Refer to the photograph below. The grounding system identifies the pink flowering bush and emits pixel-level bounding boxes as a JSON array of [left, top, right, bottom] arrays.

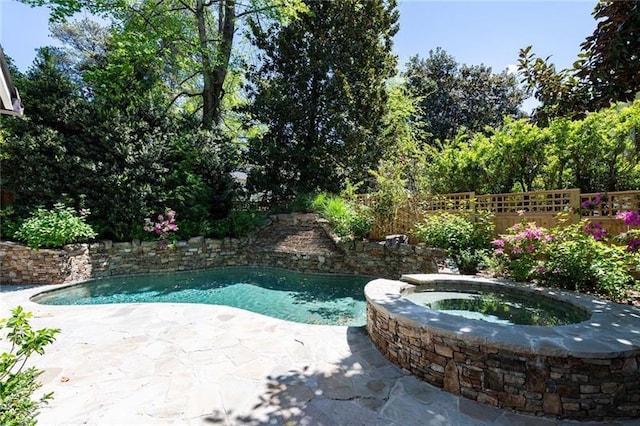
[[492, 221, 553, 282], [584, 221, 607, 241], [144, 208, 179, 248], [615, 211, 640, 253], [492, 212, 636, 300]]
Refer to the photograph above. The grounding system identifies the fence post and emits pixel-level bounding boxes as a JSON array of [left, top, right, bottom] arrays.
[[569, 189, 581, 224]]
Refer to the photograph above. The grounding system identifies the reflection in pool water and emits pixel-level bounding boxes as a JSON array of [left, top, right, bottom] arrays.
[[32, 267, 369, 326], [403, 290, 589, 326]]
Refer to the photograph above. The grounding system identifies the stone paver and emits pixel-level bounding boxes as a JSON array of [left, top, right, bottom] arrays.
[[1, 285, 639, 425]]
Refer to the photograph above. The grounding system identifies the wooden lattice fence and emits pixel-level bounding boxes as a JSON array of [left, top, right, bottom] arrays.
[[361, 189, 640, 240]]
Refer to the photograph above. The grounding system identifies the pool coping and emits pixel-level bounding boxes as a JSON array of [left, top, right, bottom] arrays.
[[365, 274, 640, 358]]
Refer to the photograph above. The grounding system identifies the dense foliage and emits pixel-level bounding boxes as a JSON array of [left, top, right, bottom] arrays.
[[424, 100, 640, 194], [492, 213, 638, 301], [311, 193, 373, 240], [404, 48, 526, 145], [578, 1, 640, 110], [414, 211, 494, 274], [14, 203, 96, 249], [19, 0, 308, 127], [245, 0, 399, 202], [0, 306, 59, 425], [0, 48, 239, 241], [518, 1, 640, 123]]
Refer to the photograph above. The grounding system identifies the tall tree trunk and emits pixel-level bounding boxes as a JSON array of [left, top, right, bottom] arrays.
[[210, 0, 236, 127], [196, 0, 235, 128], [195, 0, 215, 128]]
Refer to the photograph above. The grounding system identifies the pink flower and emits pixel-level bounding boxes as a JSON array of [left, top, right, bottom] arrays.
[[513, 246, 523, 253], [580, 199, 591, 209], [533, 266, 546, 274], [627, 238, 640, 252], [492, 239, 505, 247], [526, 244, 535, 252], [144, 208, 178, 246], [584, 222, 607, 241], [494, 248, 504, 254], [616, 211, 640, 226]]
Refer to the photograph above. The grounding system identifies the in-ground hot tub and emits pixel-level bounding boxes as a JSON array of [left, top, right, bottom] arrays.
[[365, 274, 640, 420]]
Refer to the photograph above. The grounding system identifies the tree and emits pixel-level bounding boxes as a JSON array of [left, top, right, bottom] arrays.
[[245, 0, 399, 202], [0, 48, 94, 213], [518, 1, 640, 123], [577, 1, 640, 110], [49, 17, 110, 84], [0, 46, 238, 241], [422, 100, 640, 195], [20, 0, 306, 128], [404, 48, 526, 145], [517, 46, 589, 124]]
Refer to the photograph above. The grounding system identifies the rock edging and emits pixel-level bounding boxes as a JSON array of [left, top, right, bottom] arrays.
[[0, 213, 444, 284]]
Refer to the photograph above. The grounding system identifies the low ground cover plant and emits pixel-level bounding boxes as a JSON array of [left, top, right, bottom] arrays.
[[0, 306, 59, 425], [14, 203, 96, 249]]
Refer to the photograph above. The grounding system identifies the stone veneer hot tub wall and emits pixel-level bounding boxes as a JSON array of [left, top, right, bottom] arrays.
[[0, 214, 442, 285], [365, 274, 640, 420]]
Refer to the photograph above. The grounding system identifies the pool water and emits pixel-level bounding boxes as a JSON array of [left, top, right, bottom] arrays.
[[404, 290, 588, 326], [32, 267, 369, 326]]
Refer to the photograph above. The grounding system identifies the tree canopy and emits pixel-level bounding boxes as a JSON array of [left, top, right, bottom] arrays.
[[518, 1, 640, 123], [3, 0, 639, 244], [245, 0, 399, 202], [19, 0, 308, 128], [404, 48, 526, 145]]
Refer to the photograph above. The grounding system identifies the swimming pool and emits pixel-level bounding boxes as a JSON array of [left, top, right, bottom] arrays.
[[32, 267, 369, 326]]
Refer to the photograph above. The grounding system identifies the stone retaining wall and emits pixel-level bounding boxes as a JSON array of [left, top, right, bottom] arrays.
[[0, 214, 442, 284], [0, 242, 92, 285], [246, 241, 440, 279], [365, 277, 640, 421], [368, 305, 640, 420]]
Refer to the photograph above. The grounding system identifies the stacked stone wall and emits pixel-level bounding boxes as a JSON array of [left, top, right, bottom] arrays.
[[0, 214, 442, 284], [367, 302, 640, 420], [0, 242, 91, 284]]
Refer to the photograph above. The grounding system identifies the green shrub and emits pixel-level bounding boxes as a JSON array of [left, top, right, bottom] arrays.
[[209, 219, 232, 239], [0, 207, 23, 240], [312, 193, 373, 239], [493, 215, 636, 301], [414, 211, 494, 274], [539, 221, 634, 300], [310, 192, 329, 212], [209, 210, 266, 239], [14, 203, 97, 249], [1, 306, 60, 425], [289, 193, 317, 213], [227, 210, 266, 238]]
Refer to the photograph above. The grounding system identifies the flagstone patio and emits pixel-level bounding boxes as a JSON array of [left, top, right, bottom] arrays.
[[0, 284, 636, 425]]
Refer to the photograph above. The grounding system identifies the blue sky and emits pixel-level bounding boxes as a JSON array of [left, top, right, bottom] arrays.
[[1, 0, 596, 75]]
